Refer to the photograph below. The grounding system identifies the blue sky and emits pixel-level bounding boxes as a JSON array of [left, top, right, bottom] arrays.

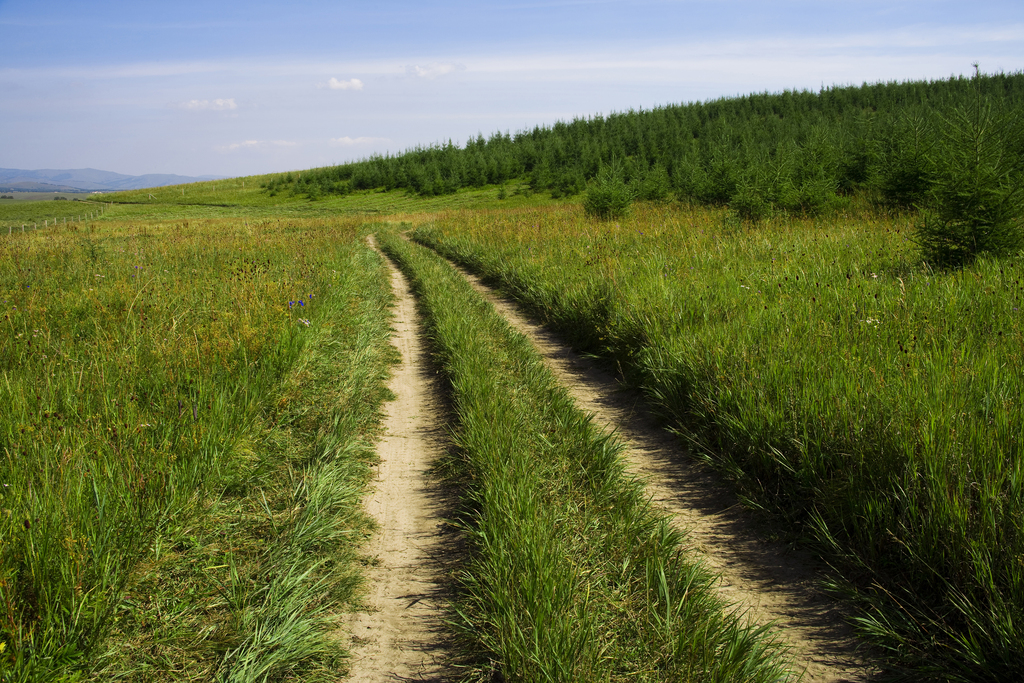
[[1, 1, 1021, 178]]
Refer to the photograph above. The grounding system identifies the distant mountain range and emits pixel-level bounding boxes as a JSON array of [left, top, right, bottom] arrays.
[[0, 168, 226, 192]]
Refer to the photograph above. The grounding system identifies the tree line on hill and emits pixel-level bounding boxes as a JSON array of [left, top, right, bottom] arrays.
[[267, 69, 1023, 262]]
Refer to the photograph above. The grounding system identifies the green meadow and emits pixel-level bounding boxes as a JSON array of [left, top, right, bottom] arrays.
[[411, 201, 1024, 680], [1, 212, 396, 681], [0, 200, 108, 235], [2, 71, 1023, 681]]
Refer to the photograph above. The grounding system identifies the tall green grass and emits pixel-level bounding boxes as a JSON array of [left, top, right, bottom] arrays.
[[0, 217, 395, 681], [377, 229, 790, 682], [412, 202, 1024, 681]]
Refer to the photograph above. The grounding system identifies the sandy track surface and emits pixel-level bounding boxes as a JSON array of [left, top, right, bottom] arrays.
[[456, 268, 879, 683], [341, 242, 451, 682]]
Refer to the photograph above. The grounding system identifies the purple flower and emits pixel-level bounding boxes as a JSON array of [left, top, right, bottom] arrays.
[[289, 301, 294, 307], [299, 300, 304, 306]]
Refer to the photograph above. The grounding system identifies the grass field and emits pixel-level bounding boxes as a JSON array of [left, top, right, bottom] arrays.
[[1, 189, 797, 682], [0, 193, 92, 202], [0, 213, 397, 681], [410, 201, 1024, 680], [0, 200, 109, 234], [2, 173, 1022, 681]]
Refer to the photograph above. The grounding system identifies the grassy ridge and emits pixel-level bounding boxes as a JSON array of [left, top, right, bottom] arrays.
[[377, 229, 789, 682], [410, 203, 1024, 681], [0, 217, 396, 681]]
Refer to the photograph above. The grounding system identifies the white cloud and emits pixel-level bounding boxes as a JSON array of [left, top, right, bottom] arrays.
[[324, 77, 364, 90], [217, 139, 297, 152], [329, 136, 391, 146], [217, 139, 260, 151], [182, 98, 237, 111], [406, 63, 464, 79]]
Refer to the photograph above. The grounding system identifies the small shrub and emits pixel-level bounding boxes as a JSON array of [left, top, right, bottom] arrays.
[[583, 168, 632, 219], [795, 177, 839, 216], [554, 170, 585, 198], [874, 111, 935, 208], [636, 165, 671, 202], [915, 74, 1024, 265], [699, 155, 740, 205], [730, 183, 772, 223]]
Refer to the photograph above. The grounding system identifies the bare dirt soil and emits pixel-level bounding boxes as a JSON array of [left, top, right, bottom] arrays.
[[457, 267, 881, 683], [341, 245, 453, 682]]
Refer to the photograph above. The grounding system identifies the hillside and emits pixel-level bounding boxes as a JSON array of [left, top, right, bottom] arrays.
[[263, 70, 1024, 223]]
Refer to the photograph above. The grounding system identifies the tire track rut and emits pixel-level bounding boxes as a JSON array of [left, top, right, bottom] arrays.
[[454, 265, 879, 683], [341, 241, 451, 682]]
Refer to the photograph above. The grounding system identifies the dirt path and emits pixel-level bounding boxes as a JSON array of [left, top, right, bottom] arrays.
[[341, 242, 451, 682], [456, 267, 879, 683]]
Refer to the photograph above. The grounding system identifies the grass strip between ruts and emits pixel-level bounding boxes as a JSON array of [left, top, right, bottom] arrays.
[[377, 228, 790, 682]]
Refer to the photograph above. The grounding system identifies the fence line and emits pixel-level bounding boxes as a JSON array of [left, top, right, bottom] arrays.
[[1, 202, 112, 239]]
